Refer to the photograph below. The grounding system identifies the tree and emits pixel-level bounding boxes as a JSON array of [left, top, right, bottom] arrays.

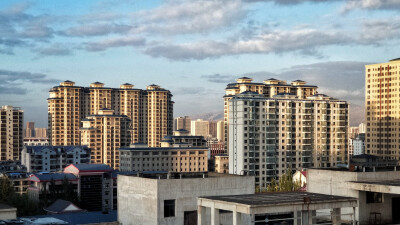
[[0, 176, 14, 201], [0, 175, 42, 216], [258, 168, 301, 193], [61, 177, 79, 205]]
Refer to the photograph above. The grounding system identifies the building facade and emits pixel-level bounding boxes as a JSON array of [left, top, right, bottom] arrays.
[[80, 109, 131, 170], [228, 90, 349, 187], [175, 116, 191, 131], [191, 119, 209, 138], [48, 81, 173, 147], [120, 131, 209, 172], [119, 147, 208, 172], [0, 105, 23, 161], [216, 120, 224, 142], [21, 145, 91, 172], [365, 59, 400, 160], [353, 134, 365, 156], [214, 155, 228, 173], [23, 137, 49, 146], [118, 172, 254, 225], [224, 78, 319, 152]]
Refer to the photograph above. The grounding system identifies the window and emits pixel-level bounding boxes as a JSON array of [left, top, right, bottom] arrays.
[[366, 192, 382, 203], [164, 200, 175, 217]]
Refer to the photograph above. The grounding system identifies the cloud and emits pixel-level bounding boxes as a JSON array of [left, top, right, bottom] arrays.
[[84, 36, 146, 51], [144, 28, 350, 60], [131, 0, 246, 35], [342, 0, 400, 12], [173, 87, 207, 95], [201, 74, 237, 83], [0, 69, 60, 94], [62, 24, 132, 37], [35, 44, 72, 57], [244, 0, 339, 4]]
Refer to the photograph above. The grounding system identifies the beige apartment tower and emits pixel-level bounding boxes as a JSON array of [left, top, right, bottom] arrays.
[[0, 106, 23, 160], [48, 81, 173, 147], [365, 58, 400, 160], [175, 116, 191, 131], [80, 109, 131, 169]]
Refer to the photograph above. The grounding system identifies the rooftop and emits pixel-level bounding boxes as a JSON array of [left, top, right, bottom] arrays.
[[200, 192, 356, 206], [120, 171, 243, 180]]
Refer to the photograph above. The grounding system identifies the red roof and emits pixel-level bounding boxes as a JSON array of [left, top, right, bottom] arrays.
[[300, 171, 307, 177]]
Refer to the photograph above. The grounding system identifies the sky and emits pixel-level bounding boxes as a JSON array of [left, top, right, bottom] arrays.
[[1, 0, 400, 127]]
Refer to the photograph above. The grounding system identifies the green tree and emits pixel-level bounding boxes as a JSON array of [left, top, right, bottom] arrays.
[[0, 175, 42, 216], [258, 169, 301, 192], [61, 177, 79, 205], [0, 176, 14, 201]]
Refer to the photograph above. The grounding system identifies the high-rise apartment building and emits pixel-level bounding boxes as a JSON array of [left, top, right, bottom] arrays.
[[0, 106, 23, 160], [25, 122, 35, 138], [174, 116, 191, 131], [365, 58, 400, 160], [146, 85, 174, 147], [80, 109, 132, 169], [191, 119, 209, 137], [34, 128, 47, 138], [227, 79, 349, 187], [48, 81, 173, 147], [209, 121, 217, 138], [224, 78, 319, 151], [216, 120, 224, 142]]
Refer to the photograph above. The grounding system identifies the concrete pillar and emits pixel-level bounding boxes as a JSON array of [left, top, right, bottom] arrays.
[[332, 208, 341, 225], [293, 211, 300, 225], [301, 210, 309, 225], [211, 206, 220, 225], [309, 210, 316, 225], [198, 205, 206, 225], [233, 210, 242, 225], [352, 207, 356, 225]]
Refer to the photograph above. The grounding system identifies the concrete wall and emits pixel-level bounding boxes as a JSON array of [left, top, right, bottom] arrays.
[[118, 175, 158, 225], [156, 175, 254, 225], [307, 169, 400, 224], [118, 174, 254, 225], [0, 208, 17, 220]]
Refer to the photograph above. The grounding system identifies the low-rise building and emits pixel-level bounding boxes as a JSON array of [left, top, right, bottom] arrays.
[[209, 142, 225, 159], [0, 172, 30, 195], [119, 147, 208, 172], [21, 146, 91, 173], [64, 164, 115, 212], [28, 173, 78, 203], [161, 130, 207, 148], [307, 167, 400, 224], [23, 137, 49, 146], [353, 134, 365, 156], [28, 164, 116, 212], [214, 154, 228, 174], [118, 172, 254, 225]]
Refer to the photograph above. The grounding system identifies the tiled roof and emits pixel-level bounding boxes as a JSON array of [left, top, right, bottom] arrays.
[[44, 199, 82, 214], [31, 173, 77, 182]]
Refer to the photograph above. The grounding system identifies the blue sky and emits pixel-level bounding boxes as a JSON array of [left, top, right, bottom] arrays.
[[1, 0, 400, 127]]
